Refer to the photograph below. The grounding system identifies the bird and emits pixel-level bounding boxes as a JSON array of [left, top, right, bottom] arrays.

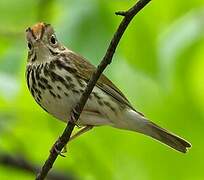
[[25, 22, 191, 153]]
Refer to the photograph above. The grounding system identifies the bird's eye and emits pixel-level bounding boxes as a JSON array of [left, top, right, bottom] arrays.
[[50, 35, 57, 45], [28, 42, 32, 50]]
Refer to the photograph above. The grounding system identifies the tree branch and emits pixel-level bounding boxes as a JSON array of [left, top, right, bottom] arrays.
[[36, 0, 151, 179], [0, 152, 75, 180]]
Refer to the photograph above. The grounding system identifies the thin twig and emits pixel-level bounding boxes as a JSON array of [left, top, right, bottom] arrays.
[[115, 11, 127, 16], [0, 152, 75, 180], [36, 0, 151, 179]]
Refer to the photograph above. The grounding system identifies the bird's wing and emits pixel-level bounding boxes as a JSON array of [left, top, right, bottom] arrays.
[[65, 51, 143, 116]]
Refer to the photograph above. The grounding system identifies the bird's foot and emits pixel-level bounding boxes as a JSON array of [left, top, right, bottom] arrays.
[[69, 107, 80, 127], [49, 139, 66, 157]]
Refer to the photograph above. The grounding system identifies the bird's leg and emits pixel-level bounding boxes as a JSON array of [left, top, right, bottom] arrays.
[[70, 125, 93, 142], [61, 125, 93, 153]]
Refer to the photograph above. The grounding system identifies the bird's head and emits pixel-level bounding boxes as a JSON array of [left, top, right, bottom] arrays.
[[26, 22, 65, 63]]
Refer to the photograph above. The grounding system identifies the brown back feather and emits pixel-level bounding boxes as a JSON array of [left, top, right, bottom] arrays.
[[65, 50, 144, 116]]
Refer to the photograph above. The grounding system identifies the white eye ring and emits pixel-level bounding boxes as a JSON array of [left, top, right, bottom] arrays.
[[50, 34, 57, 45]]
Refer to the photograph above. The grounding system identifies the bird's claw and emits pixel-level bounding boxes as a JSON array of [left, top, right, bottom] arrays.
[[70, 109, 80, 127], [61, 145, 67, 153], [50, 140, 66, 157]]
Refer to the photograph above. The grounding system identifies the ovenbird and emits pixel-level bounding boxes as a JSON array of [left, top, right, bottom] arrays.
[[25, 22, 191, 153]]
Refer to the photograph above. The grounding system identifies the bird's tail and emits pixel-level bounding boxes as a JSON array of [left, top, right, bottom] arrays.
[[118, 109, 191, 153]]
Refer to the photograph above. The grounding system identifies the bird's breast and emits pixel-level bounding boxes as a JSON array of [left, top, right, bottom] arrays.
[[26, 60, 124, 125]]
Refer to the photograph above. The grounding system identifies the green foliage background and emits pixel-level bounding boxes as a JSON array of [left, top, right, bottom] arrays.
[[0, 0, 203, 179]]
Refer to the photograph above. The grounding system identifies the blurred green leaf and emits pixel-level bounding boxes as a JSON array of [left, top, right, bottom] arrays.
[[0, 73, 19, 100], [158, 8, 204, 88]]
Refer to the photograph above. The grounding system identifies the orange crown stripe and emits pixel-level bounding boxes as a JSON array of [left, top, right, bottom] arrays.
[[31, 22, 45, 37]]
